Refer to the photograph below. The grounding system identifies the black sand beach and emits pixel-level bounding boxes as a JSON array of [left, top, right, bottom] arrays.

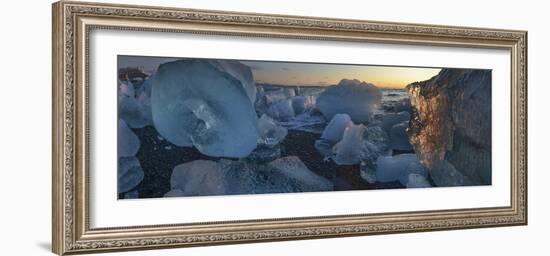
[[124, 127, 404, 199]]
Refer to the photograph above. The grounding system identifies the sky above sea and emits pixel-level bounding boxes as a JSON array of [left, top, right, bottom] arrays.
[[119, 55, 442, 89]]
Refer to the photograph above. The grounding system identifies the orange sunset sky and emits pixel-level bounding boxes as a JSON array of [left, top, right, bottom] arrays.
[[241, 60, 441, 89], [119, 55, 441, 89]]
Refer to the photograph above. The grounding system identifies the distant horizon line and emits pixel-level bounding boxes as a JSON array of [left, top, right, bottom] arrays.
[[255, 81, 411, 89]]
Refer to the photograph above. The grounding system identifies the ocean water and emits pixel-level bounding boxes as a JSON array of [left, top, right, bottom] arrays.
[[381, 89, 409, 103], [377, 89, 410, 115]]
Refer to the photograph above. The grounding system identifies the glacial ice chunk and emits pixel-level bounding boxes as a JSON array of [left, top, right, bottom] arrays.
[[118, 119, 140, 157], [244, 145, 281, 163], [316, 114, 387, 165], [207, 59, 257, 103], [118, 80, 153, 128], [360, 161, 377, 183], [164, 189, 186, 197], [170, 160, 225, 196], [395, 98, 412, 113], [406, 173, 432, 188], [374, 154, 428, 186], [315, 113, 353, 157], [332, 123, 367, 165], [264, 87, 296, 105], [363, 141, 383, 164], [268, 156, 333, 191], [151, 59, 259, 158], [430, 160, 473, 187], [290, 95, 315, 115], [266, 99, 295, 121], [381, 111, 410, 133], [363, 125, 390, 154], [217, 158, 332, 194], [255, 87, 296, 115], [291, 96, 307, 115], [123, 190, 139, 199], [381, 96, 412, 113], [255, 87, 314, 118], [257, 114, 288, 147], [168, 157, 333, 197], [407, 69, 492, 185], [118, 157, 144, 193], [314, 139, 334, 158], [277, 111, 326, 133], [320, 113, 353, 142], [390, 121, 413, 151], [316, 79, 381, 123], [119, 79, 135, 96], [359, 141, 387, 183], [135, 76, 153, 100]]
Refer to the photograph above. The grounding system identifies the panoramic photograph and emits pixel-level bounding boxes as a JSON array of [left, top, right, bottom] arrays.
[[117, 55, 492, 199]]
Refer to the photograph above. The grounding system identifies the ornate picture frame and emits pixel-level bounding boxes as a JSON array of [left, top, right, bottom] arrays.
[[52, 1, 527, 255]]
